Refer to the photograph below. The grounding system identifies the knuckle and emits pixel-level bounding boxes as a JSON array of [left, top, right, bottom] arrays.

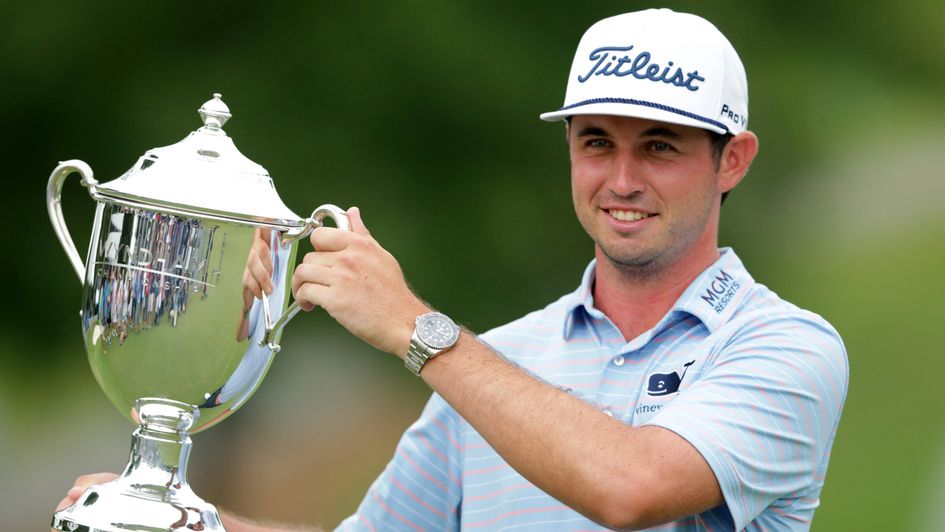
[[311, 227, 328, 242], [299, 285, 321, 308], [338, 252, 357, 269], [75, 473, 104, 486], [297, 284, 313, 301], [353, 235, 372, 250]]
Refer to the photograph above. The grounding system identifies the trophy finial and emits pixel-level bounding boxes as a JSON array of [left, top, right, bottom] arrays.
[[198, 92, 231, 131]]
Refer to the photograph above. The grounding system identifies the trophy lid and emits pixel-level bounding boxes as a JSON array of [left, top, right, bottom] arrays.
[[95, 93, 303, 227]]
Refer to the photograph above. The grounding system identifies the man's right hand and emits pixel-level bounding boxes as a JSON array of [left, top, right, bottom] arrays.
[[54, 472, 117, 513], [52, 472, 118, 531]]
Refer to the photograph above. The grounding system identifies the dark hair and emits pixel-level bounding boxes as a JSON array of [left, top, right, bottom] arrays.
[[708, 131, 734, 205]]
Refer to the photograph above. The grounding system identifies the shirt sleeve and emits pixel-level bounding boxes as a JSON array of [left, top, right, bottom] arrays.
[[644, 311, 849, 531], [336, 392, 464, 531]]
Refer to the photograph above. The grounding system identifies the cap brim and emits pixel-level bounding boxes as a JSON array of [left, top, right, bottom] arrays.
[[539, 100, 729, 135]]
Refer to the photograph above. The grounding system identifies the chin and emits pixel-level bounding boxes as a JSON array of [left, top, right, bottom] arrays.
[[598, 244, 661, 269]]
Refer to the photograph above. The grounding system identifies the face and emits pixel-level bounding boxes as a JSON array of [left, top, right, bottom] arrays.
[[568, 114, 725, 275]]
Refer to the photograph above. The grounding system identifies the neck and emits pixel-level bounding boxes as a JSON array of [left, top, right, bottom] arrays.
[[592, 244, 720, 341]]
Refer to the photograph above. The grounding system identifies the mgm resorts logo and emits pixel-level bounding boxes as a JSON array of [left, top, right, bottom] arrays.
[[701, 269, 740, 313]]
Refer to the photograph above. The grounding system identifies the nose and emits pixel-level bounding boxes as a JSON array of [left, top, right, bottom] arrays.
[[609, 149, 646, 197]]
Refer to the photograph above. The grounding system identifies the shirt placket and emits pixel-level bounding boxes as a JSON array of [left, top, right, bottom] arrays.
[[588, 313, 641, 421]]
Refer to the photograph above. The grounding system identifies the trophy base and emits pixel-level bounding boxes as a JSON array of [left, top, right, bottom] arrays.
[[51, 478, 224, 532], [52, 398, 225, 532]]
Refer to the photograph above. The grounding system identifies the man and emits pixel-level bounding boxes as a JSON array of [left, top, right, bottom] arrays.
[[57, 9, 848, 530]]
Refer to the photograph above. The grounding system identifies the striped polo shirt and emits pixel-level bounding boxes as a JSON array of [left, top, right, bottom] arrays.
[[337, 248, 848, 531]]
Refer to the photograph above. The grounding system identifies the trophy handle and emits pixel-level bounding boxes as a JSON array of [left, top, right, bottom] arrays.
[[46, 160, 99, 283], [261, 204, 350, 351]]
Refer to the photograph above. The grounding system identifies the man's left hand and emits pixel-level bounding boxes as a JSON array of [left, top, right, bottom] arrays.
[[291, 206, 429, 357]]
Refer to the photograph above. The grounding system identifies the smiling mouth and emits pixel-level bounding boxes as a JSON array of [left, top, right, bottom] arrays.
[[608, 209, 655, 222]]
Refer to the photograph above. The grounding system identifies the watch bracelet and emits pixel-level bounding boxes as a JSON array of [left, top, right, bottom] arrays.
[[404, 336, 431, 376]]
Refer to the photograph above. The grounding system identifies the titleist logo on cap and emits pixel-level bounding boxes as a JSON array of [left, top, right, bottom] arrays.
[[577, 45, 706, 92]]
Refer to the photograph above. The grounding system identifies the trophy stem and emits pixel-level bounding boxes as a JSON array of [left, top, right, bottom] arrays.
[[52, 398, 225, 532]]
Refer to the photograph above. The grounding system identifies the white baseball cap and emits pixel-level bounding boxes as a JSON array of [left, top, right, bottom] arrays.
[[540, 9, 749, 135]]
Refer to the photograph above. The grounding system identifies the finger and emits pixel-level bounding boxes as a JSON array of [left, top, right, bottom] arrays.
[[243, 270, 262, 300], [292, 263, 334, 297], [55, 492, 78, 512], [300, 249, 340, 267], [248, 254, 274, 295], [57, 472, 118, 511], [75, 472, 118, 487], [295, 281, 332, 313], [56, 496, 73, 512], [310, 226, 354, 252], [252, 238, 274, 274], [347, 206, 371, 236]]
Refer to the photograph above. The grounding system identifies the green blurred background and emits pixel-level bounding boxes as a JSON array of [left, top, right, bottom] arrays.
[[2, 1, 944, 530]]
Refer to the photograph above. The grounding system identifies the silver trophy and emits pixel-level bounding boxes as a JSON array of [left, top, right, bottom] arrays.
[[48, 94, 348, 532]]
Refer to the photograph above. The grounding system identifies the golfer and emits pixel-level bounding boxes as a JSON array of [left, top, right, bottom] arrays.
[[58, 9, 848, 531]]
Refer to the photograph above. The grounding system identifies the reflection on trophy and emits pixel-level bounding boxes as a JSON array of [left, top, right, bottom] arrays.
[[47, 94, 348, 532]]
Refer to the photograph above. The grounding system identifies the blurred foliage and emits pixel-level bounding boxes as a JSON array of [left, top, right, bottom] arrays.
[[2, 1, 944, 530]]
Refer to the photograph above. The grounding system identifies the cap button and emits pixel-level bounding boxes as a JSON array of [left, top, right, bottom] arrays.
[[198, 92, 232, 132]]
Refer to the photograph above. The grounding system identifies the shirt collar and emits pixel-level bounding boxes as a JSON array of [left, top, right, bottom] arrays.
[[672, 247, 755, 332], [562, 259, 600, 339], [562, 248, 755, 339]]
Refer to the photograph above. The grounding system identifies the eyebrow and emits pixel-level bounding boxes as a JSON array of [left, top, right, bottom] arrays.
[[573, 125, 684, 139], [640, 127, 682, 140], [575, 126, 609, 137]]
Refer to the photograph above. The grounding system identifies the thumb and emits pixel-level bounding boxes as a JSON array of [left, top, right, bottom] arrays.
[[346, 206, 371, 236]]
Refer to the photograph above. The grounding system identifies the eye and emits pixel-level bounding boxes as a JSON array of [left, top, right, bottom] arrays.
[[585, 138, 612, 149], [650, 141, 674, 152]]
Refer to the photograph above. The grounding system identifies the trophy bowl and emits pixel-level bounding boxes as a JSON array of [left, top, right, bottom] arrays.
[[48, 94, 348, 532]]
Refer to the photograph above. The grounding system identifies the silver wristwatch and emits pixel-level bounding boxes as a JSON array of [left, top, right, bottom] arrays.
[[405, 312, 461, 376]]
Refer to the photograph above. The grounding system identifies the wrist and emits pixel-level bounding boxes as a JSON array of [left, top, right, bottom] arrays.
[[392, 303, 433, 359], [404, 311, 461, 376]]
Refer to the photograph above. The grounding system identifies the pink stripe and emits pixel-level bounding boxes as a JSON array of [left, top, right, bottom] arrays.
[[489, 335, 597, 350], [497, 322, 566, 335], [742, 328, 842, 415], [465, 482, 532, 502], [599, 376, 640, 387], [464, 440, 492, 451], [465, 505, 570, 528], [370, 491, 423, 532], [771, 506, 810, 523], [417, 434, 461, 487], [431, 415, 462, 452], [418, 435, 448, 463], [357, 514, 376, 532], [727, 370, 795, 473], [649, 515, 700, 529], [392, 476, 447, 519], [532, 355, 613, 371], [465, 462, 511, 476], [694, 513, 713, 531], [398, 447, 449, 493]]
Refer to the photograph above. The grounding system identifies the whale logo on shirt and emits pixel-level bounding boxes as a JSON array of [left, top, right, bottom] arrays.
[[646, 360, 695, 396]]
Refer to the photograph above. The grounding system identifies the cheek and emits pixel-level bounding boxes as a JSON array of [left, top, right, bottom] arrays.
[[570, 158, 607, 197], [570, 171, 600, 214], [570, 175, 586, 214]]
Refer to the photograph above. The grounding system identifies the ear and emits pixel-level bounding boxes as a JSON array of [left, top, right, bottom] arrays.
[[718, 131, 759, 194]]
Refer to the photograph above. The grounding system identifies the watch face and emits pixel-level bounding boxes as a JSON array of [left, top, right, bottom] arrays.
[[417, 313, 460, 349]]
